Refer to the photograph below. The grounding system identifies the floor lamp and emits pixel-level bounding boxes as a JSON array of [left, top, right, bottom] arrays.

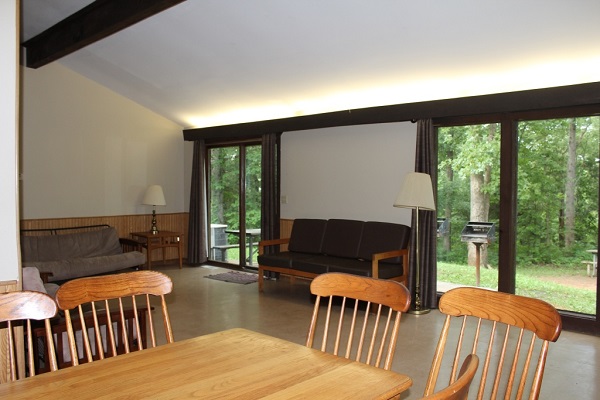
[[143, 185, 166, 234], [394, 172, 436, 314]]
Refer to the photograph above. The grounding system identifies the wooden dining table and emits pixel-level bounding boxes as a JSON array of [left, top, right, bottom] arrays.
[[1, 328, 412, 399]]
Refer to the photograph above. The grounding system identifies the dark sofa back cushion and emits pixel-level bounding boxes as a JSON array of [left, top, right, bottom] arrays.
[[357, 221, 411, 263], [20, 227, 123, 262], [288, 219, 327, 254], [322, 219, 364, 259]]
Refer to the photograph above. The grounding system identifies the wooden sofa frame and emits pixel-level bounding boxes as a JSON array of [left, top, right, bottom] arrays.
[[257, 238, 408, 292]]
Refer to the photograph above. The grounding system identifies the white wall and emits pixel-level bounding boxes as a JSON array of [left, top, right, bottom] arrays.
[[0, 1, 19, 281], [20, 63, 185, 219], [281, 122, 416, 225]]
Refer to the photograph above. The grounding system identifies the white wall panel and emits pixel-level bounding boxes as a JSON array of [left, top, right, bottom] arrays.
[[281, 122, 416, 225]]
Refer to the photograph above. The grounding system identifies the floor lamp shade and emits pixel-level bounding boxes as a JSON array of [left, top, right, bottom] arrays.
[[393, 173, 435, 211], [143, 185, 166, 234], [393, 172, 435, 314]]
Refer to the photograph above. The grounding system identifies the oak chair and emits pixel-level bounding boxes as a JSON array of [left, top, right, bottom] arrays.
[[420, 354, 479, 400], [306, 272, 411, 370], [424, 287, 562, 400], [55, 270, 174, 366], [0, 291, 58, 381]]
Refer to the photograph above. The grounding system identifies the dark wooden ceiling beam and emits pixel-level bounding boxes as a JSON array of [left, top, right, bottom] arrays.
[[183, 82, 600, 141], [22, 0, 186, 69]]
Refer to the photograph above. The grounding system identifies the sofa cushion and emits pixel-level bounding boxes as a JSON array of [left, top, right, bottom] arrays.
[[357, 221, 410, 264], [258, 251, 314, 269], [327, 258, 404, 279], [21, 227, 123, 262], [290, 255, 331, 275], [321, 219, 364, 259], [23, 251, 146, 282], [288, 219, 327, 254]]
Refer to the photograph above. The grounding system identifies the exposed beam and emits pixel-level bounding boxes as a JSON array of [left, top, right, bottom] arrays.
[[183, 82, 600, 141], [22, 0, 186, 69]]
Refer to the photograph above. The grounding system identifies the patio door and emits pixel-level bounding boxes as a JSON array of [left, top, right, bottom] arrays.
[[436, 112, 600, 332], [208, 143, 261, 268]]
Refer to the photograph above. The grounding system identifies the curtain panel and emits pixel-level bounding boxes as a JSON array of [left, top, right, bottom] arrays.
[[187, 140, 208, 264], [261, 133, 281, 248], [413, 119, 438, 309]]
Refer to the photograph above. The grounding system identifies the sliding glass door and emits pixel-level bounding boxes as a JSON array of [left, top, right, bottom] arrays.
[[437, 124, 500, 292], [515, 116, 599, 315], [208, 143, 261, 268], [436, 111, 600, 332]]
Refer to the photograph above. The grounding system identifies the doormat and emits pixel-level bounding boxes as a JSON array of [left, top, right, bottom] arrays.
[[204, 271, 258, 285]]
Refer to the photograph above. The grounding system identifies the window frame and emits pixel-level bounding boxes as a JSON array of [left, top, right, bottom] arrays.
[[434, 105, 600, 335]]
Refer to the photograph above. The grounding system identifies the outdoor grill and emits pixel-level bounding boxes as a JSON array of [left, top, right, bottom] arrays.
[[437, 218, 450, 237], [460, 221, 496, 244], [460, 221, 496, 287]]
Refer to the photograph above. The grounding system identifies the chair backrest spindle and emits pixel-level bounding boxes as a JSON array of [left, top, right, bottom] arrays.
[[307, 273, 411, 370], [0, 291, 58, 382], [424, 287, 562, 400], [55, 270, 174, 367]]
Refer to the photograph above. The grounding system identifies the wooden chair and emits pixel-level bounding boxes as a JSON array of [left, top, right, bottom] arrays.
[[55, 270, 174, 366], [0, 291, 58, 381], [420, 354, 479, 400], [306, 272, 411, 370], [424, 287, 562, 400]]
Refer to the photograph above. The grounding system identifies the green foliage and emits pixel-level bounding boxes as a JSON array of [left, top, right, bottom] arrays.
[[438, 117, 599, 268], [209, 145, 262, 244]]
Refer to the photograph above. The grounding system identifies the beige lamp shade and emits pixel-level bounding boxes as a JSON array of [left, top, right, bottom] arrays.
[[393, 172, 435, 211], [142, 185, 166, 206]]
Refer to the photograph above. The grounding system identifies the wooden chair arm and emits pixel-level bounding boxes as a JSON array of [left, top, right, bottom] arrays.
[[371, 248, 409, 280], [258, 238, 290, 255]]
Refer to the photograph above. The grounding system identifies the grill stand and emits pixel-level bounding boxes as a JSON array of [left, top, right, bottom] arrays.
[[474, 242, 483, 287]]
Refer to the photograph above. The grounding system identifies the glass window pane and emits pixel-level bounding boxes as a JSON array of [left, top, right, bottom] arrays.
[[516, 117, 599, 315], [245, 145, 262, 267], [437, 124, 500, 292], [209, 146, 240, 265]]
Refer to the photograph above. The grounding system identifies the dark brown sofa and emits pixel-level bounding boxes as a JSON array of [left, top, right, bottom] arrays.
[[257, 218, 410, 292]]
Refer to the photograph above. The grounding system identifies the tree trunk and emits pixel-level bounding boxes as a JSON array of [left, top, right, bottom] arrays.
[[564, 118, 577, 247], [468, 125, 494, 268], [212, 149, 225, 224], [443, 151, 453, 252]]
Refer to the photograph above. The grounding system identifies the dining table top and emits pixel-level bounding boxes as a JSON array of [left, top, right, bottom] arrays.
[[0, 327, 412, 399]]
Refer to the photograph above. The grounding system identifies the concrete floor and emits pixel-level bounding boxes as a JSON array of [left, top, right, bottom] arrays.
[[154, 263, 600, 399]]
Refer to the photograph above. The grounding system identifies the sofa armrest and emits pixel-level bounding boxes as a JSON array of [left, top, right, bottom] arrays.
[[258, 238, 290, 255], [120, 237, 143, 253], [371, 249, 409, 281]]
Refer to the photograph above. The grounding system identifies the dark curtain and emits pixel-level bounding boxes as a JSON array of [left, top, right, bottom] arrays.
[[187, 140, 208, 264], [413, 119, 438, 308], [260, 133, 281, 248]]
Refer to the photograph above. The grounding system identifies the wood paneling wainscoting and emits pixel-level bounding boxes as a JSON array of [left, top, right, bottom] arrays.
[[21, 213, 189, 265]]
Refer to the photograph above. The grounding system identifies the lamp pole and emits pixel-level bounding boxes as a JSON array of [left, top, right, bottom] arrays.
[[393, 172, 435, 315], [411, 205, 428, 314]]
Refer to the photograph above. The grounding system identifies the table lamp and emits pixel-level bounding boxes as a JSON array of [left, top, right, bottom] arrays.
[[393, 172, 436, 314], [143, 185, 166, 234]]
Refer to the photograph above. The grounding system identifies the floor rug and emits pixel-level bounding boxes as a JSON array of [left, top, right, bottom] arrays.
[[204, 271, 258, 285]]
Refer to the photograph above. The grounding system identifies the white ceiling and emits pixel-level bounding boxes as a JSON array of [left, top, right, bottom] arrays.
[[21, 1, 600, 129]]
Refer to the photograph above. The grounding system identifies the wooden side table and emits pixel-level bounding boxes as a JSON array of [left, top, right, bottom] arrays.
[[130, 231, 183, 269]]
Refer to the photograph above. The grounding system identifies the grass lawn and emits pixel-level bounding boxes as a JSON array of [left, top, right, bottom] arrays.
[[438, 262, 597, 315]]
